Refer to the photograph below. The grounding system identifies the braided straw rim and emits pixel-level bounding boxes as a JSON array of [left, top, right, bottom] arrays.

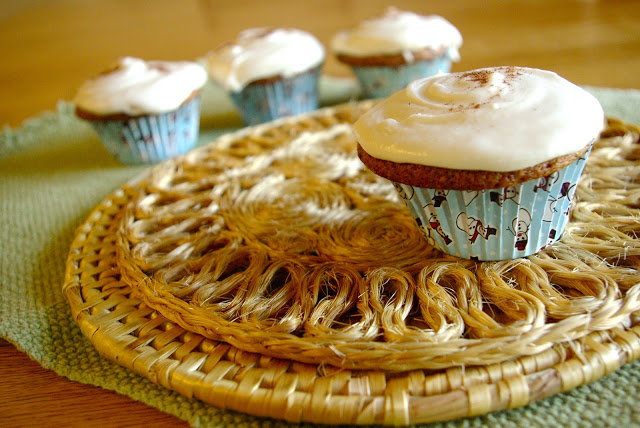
[[63, 218, 640, 425], [63, 104, 640, 424]]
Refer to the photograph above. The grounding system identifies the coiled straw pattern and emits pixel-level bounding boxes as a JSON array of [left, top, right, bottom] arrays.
[[64, 104, 640, 424], [111, 104, 640, 372]]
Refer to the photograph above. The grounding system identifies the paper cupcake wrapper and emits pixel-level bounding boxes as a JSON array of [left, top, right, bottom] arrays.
[[89, 97, 201, 165], [230, 67, 322, 126], [351, 54, 452, 99], [393, 148, 592, 261]]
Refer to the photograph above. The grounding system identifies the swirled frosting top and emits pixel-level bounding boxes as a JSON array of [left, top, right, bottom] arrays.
[[353, 66, 605, 171], [206, 28, 325, 92], [74, 57, 207, 116], [331, 8, 462, 59]]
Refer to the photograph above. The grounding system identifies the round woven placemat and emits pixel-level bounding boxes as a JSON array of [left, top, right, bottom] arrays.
[[64, 102, 640, 425]]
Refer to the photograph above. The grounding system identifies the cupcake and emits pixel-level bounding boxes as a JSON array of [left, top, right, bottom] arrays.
[[74, 57, 207, 165], [331, 8, 462, 99], [205, 28, 325, 126], [354, 66, 605, 261]]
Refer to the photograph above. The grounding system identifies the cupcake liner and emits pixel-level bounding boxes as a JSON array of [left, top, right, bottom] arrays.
[[350, 54, 452, 99], [88, 96, 201, 165], [393, 148, 592, 261], [229, 67, 322, 126]]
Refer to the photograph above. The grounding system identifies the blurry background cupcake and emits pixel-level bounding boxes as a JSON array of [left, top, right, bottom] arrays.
[[331, 7, 462, 99], [205, 28, 325, 126], [354, 66, 605, 261], [74, 56, 207, 165]]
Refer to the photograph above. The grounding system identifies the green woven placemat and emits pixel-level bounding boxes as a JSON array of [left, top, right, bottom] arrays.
[[1, 79, 640, 427]]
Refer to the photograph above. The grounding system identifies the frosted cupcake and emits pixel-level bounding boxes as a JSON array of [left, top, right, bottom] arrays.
[[354, 66, 605, 261], [74, 57, 207, 165], [331, 8, 462, 99], [206, 28, 325, 125]]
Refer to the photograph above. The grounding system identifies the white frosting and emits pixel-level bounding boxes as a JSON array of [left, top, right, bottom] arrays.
[[206, 28, 325, 92], [331, 9, 462, 60], [74, 57, 207, 116], [354, 66, 605, 172]]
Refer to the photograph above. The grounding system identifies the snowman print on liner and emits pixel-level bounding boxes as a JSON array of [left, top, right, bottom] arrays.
[[392, 149, 589, 261]]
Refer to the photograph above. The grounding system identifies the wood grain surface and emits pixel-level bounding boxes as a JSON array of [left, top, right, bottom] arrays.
[[0, 340, 186, 427], [1, 0, 639, 127], [1, 0, 639, 426]]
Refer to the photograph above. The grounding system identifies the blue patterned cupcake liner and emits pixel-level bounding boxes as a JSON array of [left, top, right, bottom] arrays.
[[229, 67, 322, 126], [88, 96, 201, 165], [351, 54, 452, 99], [393, 148, 592, 261]]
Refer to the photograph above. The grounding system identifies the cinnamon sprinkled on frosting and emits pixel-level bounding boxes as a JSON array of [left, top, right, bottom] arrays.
[[353, 66, 605, 172], [331, 8, 462, 60], [73, 57, 207, 116], [206, 28, 325, 92]]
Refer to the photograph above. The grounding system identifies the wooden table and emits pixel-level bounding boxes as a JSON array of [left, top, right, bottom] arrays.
[[1, 0, 639, 426]]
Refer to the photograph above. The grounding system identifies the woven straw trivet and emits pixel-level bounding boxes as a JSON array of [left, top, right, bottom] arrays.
[[64, 102, 640, 425]]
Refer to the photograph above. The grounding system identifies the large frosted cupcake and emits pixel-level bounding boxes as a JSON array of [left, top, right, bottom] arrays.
[[354, 66, 605, 261], [331, 8, 462, 99], [74, 57, 207, 165], [205, 28, 325, 126]]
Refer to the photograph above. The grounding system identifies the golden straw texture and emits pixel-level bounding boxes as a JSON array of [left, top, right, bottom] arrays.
[[107, 104, 640, 372], [63, 105, 640, 424]]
